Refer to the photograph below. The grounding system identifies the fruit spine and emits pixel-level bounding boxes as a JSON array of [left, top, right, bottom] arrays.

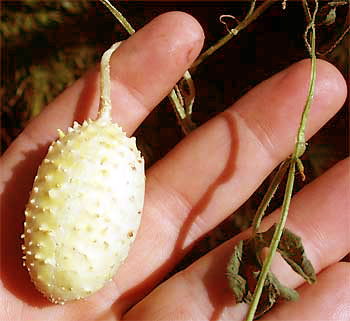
[[22, 42, 145, 304]]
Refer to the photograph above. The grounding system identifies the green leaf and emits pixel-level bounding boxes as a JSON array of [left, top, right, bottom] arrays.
[[249, 271, 299, 319], [253, 272, 279, 318], [269, 272, 299, 302], [278, 226, 316, 284], [256, 224, 316, 284], [323, 7, 337, 25], [226, 240, 247, 302], [227, 225, 316, 319], [227, 239, 260, 303], [227, 236, 300, 318]]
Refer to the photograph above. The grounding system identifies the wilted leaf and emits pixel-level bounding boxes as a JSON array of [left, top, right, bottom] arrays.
[[253, 271, 279, 318], [227, 224, 315, 319], [250, 271, 299, 318], [323, 7, 337, 26], [227, 239, 261, 303], [277, 226, 316, 284], [269, 272, 299, 302], [226, 240, 247, 302], [256, 224, 316, 284], [227, 235, 301, 318]]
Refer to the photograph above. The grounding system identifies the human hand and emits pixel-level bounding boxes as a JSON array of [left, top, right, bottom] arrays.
[[1, 12, 348, 321]]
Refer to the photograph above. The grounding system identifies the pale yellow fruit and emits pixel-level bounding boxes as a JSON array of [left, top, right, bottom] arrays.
[[22, 42, 145, 304]]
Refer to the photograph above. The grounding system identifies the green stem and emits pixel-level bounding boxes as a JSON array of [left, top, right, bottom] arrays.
[[296, 2, 317, 159], [169, 89, 186, 120], [246, 2, 318, 319], [190, 32, 234, 73], [182, 70, 196, 116], [246, 161, 296, 321], [190, 0, 277, 73], [252, 160, 290, 235]]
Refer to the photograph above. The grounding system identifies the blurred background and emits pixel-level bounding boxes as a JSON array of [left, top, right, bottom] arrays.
[[1, 1, 349, 268]]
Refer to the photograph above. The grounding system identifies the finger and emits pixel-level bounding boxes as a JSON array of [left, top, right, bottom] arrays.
[[146, 59, 347, 248], [0, 11, 203, 313], [112, 59, 347, 312], [1, 11, 204, 168], [260, 262, 350, 321], [123, 158, 350, 321], [22, 11, 204, 143]]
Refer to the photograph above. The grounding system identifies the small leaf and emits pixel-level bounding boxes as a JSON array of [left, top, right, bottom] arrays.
[[316, 2, 348, 27], [255, 224, 316, 284], [269, 272, 299, 302], [251, 271, 299, 319], [253, 272, 279, 318], [226, 239, 260, 303], [278, 227, 316, 284], [227, 235, 303, 319], [323, 7, 336, 26], [227, 240, 247, 302]]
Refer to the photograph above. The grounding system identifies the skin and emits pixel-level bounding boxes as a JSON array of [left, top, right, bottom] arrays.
[[0, 12, 349, 321]]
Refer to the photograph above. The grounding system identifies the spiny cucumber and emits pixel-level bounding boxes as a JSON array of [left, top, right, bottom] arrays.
[[22, 42, 145, 304]]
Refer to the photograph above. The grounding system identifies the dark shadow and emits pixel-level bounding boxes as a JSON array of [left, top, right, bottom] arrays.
[[0, 64, 99, 307], [201, 240, 240, 321], [112, 111, 239, 318], [172, 111, 238, 258], [73, 67, 99, 124], [0, 142, 52, 307], [201, 231, 252, 321]]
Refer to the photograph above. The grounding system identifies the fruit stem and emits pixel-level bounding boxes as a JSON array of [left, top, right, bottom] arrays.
[[99, 0, 196, 135], [98, 42, 122, 122]]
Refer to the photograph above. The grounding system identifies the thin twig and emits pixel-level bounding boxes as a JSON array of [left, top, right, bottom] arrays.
[[317, 24, 350, 56], [99, 0, 135, 34], [302, 0, 312, 23], [252, 160, 290, 236], [247, 0, 257, 18], [190, 0, 277, 73], [180, 70, 196, 116]]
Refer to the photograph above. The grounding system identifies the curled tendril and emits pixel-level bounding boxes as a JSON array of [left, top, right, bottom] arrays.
[[219, 15, 240, 34]]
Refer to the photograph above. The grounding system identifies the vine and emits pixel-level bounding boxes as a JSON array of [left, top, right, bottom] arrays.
[[98, 0, 345, 319], [227, 1, 320, 319]]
